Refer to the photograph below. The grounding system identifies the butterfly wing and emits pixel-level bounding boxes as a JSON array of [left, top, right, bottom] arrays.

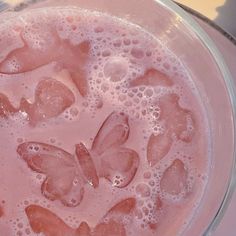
[[158, 93, 195, 142], [20, 78, 75, 125], [75, 143, 99, 188], [17, 142, 74, 173], [41, 169, 85, 207], [0, 206, 3, 218], [93, 198, 136, 236], [91, 112, 139, 188], [98, 147, 139, 188], [76, 222, 92, 236], [17, 142, 84, 207], [25, 204, 81, 236], [107, 198, 136, 216], [0, 93, 18, 118], [93, 220, 126, 236], [147, 131, 172, 167], [129, 68, 173, 87], [92, 112, 130, 155]]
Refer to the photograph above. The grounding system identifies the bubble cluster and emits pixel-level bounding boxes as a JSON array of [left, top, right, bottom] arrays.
[[62, 106, 80, 121], [10, 198, 51, 236], [130, 147, 201, 231], [0, 7, 195, 137], [4, 8, 188, 135]]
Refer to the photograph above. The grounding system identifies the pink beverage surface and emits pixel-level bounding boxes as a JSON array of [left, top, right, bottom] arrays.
[[0, 7, 210, 236]]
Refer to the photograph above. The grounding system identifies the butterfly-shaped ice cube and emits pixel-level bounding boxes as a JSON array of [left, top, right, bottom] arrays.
[[17, 112, 140, 207], [25, 197, 136, 236], [0, 78, 75, 124]]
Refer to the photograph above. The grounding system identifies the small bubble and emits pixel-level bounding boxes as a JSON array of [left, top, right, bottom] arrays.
[[123, 38, 131, 45], [66, 16, 74, 23], [36, 174, 42, 180], [143, 172, 151, 179], [50, 138, 56, 144], [163, 62, 170, 70], [16, 231, 23, 236], [136, 183, 151, 197], [24, 228, 31, 235], [17, 138, 23, 143], [94, 26, 104, 33], [148, 180, 155, 187], [17, 223, 23, 229], [137, 93, 143, 98], [144, 89, 153, 98], [132, 39, 139, 44], [69, 107, 79, 117], [102, 50, 111, 57], [82, 101, 89, 107], [24, 200, 29, 206], [131, 47, 144, 59], [113, 39, 122, 47]]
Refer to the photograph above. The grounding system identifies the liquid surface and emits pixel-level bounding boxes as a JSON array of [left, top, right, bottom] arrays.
[[0, 7, 209, 236]]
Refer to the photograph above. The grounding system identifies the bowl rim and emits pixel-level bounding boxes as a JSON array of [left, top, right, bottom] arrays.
[[156, 0, 236, 235]]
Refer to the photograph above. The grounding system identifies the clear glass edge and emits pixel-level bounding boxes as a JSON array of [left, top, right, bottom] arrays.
[[1, 0, 236, 235], [155, 0, 236, 235]]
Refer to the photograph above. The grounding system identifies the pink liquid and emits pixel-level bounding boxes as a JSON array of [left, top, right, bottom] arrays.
[[0, 7, 210, 236]]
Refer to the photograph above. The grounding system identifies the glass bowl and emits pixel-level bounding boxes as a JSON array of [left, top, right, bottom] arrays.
[[0, 0, 235, 235]]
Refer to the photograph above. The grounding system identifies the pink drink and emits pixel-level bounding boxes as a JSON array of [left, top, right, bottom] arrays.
[[0, 7, 209, 236]]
